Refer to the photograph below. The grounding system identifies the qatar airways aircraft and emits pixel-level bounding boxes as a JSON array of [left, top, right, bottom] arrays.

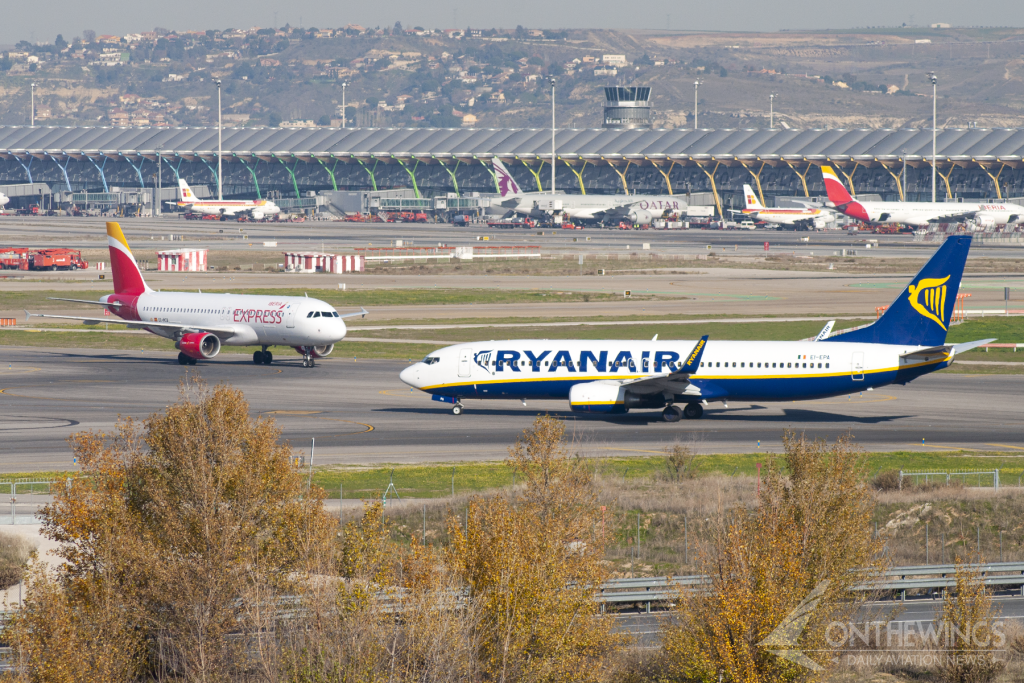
[[821, 166, 1024, 228], [26, 223, 366, 368], [492, 158, 686, 225], [173, 179, 281, 221], [401, 236, 989, 420]]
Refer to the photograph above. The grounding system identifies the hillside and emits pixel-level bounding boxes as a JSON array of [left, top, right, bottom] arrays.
[[2, 25, 1023, 132]]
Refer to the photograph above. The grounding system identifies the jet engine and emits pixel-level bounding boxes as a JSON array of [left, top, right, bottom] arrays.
[[569, 382, 669, 413], [974, 214, 997, 229], [627, 209, 656, 225], [293, 344, 335, 358], [177, 332, 221, 359], [252, 211, 264, 221], [311, 344, 334, 358]]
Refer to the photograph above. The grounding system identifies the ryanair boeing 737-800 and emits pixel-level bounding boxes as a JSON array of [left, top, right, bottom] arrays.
[[400, 236, 989, 420], [26, 223, 366, 368]]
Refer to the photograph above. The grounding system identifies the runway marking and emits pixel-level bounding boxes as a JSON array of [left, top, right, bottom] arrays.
[[603, 448, 672, 455], [985, 443, 1024, 451], [379, 389, 420, 397], [799, 394, 898, 405], [0, 380, 117, 400], [264, 410, 323, 415], [310, 417, 375, 435], [911, 443, 975, 451], [0, 366, 42, 376]]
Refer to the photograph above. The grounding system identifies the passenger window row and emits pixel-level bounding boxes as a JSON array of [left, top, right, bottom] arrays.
[[699, 361, 830, 369]]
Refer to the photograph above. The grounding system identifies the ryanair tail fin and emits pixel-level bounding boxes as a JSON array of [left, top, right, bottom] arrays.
[[824, 235, 972, 347], [106, 222, 150, 295]]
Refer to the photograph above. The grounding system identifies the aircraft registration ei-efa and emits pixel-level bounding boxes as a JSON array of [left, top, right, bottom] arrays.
[[26, 222, 366, 368], [401, 235, 991, 420]]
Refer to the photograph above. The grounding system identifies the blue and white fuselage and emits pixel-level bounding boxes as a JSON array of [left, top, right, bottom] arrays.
[[400, 235, 991, 420]]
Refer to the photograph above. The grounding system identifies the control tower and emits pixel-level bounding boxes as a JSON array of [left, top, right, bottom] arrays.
[[602, 86, 652, 129]]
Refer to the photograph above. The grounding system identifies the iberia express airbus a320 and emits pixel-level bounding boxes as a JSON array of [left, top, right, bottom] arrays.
[[26, 223, 366, 368], [401, 236, 990, 419]]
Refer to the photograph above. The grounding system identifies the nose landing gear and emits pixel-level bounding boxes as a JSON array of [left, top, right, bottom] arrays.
[[452, 401, 464, 415], [302, 353, 315, 368]]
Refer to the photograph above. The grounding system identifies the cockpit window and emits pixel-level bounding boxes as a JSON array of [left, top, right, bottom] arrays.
[[329, 311, 339, 317], [421, 356, 440, 365]]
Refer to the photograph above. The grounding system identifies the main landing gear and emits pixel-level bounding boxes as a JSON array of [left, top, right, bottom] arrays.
[[452, 401, 464, 416], [253, 348, 274, 365], [177, 352, 197, 366], [662, 403, 704, 422]]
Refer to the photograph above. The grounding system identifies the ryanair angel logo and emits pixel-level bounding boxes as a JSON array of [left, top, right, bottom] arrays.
[[474, 350, 494, 374], [907, 276, 950, 330]]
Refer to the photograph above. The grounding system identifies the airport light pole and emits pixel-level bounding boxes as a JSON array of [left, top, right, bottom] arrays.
[[341, 82, 347, 128], [30, 82, 35, 126], [550, 76, 556, 194], [216, 79, 223, 201], [929, 72, 937, 203], [693, 80, 701, 130], [769, 93, 778, 129]]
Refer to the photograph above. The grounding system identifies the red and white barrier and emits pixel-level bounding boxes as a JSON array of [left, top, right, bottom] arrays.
[[283, 252, 364, 274], [95, 262, 105, 270], [157, 249, 208, 272]]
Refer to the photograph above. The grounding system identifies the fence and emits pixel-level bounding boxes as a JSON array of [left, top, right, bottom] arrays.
[[899, 469, 1000, 490], [597, 561, 1024, 612]]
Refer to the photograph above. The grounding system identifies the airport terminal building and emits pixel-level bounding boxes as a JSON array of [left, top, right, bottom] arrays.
[[1, 125, 1023, 213]]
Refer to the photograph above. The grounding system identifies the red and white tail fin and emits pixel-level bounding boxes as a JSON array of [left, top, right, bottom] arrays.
[[178, 178, 197, 203], [106, 222, 150, 295], [743, 184, 764, 211], [492, 157, 522, 198], [820, 166, 854, 205]]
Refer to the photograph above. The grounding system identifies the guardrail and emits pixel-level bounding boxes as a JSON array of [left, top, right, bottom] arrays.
[[597, 561, 1024, 612]]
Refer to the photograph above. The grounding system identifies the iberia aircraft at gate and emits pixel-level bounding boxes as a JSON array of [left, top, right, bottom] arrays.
[[174, 179, 281, 221], [732, 184, 834, 230], [400, 236, 990, 420], [821, 166, 1024, 228], [26, 223, 366, 368]]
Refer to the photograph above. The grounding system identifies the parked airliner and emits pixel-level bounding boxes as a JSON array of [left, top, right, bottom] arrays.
[[173, 179, 281, 221], [731, 184, 835, 230], [821, 166, 1024, 228], [492, 158, 686, 225], [26, 223, 366, 368], [400, 236, 989, 420]]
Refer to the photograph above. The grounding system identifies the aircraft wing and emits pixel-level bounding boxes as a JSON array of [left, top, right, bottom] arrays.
[[339, 307, 369, 319], [24, 311, 239, 338], [612, 336, 709, 393], [899, 338, 995, 363], [929, 211, 976, 223]]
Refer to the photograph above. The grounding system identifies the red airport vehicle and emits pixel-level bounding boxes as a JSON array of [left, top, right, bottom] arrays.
[[2, 248, 88, 270]]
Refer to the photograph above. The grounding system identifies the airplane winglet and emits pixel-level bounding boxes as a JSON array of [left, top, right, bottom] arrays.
[[952, 338, 996, 355], [680, 335, 709, 374], [24, 309, 31, 323]]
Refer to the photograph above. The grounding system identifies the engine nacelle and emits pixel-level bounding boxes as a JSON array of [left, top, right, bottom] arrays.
[[569, 382, 626, 413], [293, 344, 335, 358], [569, 382, 670, 413], [974, 214, 997, 229], [176, 332, 221, 359], [627, 209, 656, 225], [252, 211, 264, 221]]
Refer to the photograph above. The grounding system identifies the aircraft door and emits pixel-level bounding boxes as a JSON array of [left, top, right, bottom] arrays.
[[285, 304, 296, 328], [458, 349, 473, 378], [851, 352, 865, 381]]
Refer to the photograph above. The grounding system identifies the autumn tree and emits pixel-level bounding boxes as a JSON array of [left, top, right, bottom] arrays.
[[664, 432, 886, 683], [936, 557, 1005, 683], [447, 414, 616, 683], [7, 377, 334, 682]]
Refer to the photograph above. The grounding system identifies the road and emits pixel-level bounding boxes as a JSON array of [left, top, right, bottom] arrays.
[[2, 346, 1023, 471]]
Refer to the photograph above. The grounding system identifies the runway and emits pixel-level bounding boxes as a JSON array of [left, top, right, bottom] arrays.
[[2, 345, 1023, 472]]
